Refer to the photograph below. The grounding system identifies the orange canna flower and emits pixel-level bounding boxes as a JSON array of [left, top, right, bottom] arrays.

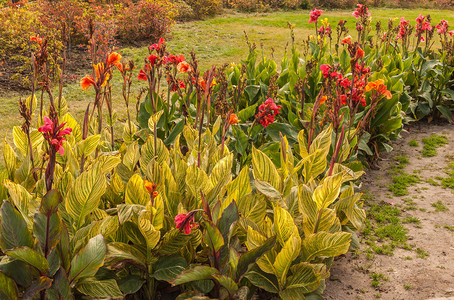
[[152, 191, 158, 198], [177, 61, 191, 73], [107, 51, 122, 65], [30, 35, 43, 44], [341, 35, 352, 45], [116, 62, 124, 73], [93, 63, 109, 87], [320, 96, 327, 105], [144, 180, 157, 195], [365, 79, 392, 99], [80, 75, 95, 90], [229, 113, 239, 125], [356, 47, 365, 58]]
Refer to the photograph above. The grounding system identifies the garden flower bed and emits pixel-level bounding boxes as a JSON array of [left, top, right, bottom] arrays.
[[0, 3, 453, 299]]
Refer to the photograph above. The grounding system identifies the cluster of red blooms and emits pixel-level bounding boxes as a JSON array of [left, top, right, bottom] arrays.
[[38, 116, 72, 156], [166, 78, 186, 91], [397, 17, 410, 40], [415, 14, 432, 42], [435, 19, 452, 35], [309, 8, 323, 24], [352, 4, 371, 19], [175, 212, 198, 235], [80, 52, 122, 90], [255, 98, 281, 128], [318, 25, 332, 36], [320, 64, 368, 107]]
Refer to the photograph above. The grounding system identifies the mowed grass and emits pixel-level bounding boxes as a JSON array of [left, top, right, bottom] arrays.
[[1, 8, 454, 166]]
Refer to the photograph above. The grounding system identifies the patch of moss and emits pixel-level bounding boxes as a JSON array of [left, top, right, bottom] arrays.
[[441, 162, 454, 189], [421, 134, 448, 157], [416, 248, 429, 259], [388, 172, 420, 196], [409, 139, 419, 147], [402, 216, 421, 224], [370, 272, 389, 288], [443, 225, 454, 231], [431, 200, 449, 212], [427, 178, 440, 186]]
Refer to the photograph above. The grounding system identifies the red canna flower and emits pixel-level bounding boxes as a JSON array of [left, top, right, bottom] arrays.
[[39, 116, 72, 156], [148, 55, 158, 66], [175, 213, 198, 235], [168, 54, 185, 65], [138, 69, 148, 81], [149, 38, 166, 51], [352, 4, 371, 19], [320, 96, 327, 105], [356, 47, 365, 59], [30, 35, 43, 45], [255, 98, 281, 128], [341, 35, 352, 45], [436, 20, 449, 34], [309, 8, 323, 23]]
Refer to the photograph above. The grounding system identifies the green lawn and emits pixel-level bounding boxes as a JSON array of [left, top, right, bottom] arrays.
[[1, 8, 454, 166]]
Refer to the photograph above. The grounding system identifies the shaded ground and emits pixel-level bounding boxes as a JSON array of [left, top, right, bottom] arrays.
[[323, 122, 454, 300]]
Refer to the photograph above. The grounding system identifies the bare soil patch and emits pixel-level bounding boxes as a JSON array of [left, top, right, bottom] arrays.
[[323, 122, 454, 300]]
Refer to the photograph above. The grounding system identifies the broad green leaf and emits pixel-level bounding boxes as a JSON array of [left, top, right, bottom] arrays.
[[117, 275, 144, 294], [0, 271, 18, 300], [238, 103, 258, 121], [153, 255, 188, 282], [273, 234, 301, 285], [158, 229, 191, 255], [22, 276, 53, 299], [69, 234, 107, 283], [40, 189, 62, 215], [236, 236, 276, 280], [171, 266, 219, 285], [125, 174, 149, 206], [4, 247, 48, 274], [0, 200, 33, 250], [252, 147, 281, 191], [244, 265, 279, 293], [77, 278, 123, 298], [280, 287, 307, 300], [212, 275, 238, 295], [105, 242, 146, 268], [65, 165, 107, 228], [116, 204, 144, 225], [301, 232, 351, 262], [255, 180, 282, 199], [312, 173, 343, 210], [204, 220, 224, 253], [148, 110, 164, 133]]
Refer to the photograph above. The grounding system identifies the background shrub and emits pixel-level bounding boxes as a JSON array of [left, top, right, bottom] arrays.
[[185, 0, 222, 18]]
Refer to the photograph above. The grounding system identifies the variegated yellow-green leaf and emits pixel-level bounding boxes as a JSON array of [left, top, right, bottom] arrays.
[[105, 242, 146, 268], [212, 116, 222, 136], [244, 265, 279, 293], [13, 127, 43, 157], [153, 255, 188, 282], [25, 95, 37, 114], [302, 149, 327, 182], [334, 187, 366, 230], [238, 194, 266, 225], [78, 135, 101, 157], [69, 234, 107, 283], [3, 139, 17, 179], [4, 246, 49, 274], [140, 135, 169, 170], [246, 227, 277, 275], [255, 180, 282, 200], [298, 129, 309, 158], [301, 231, 351, 262], [125, 174, 149, 206], [303, 208, 337, 236], [185, 163, 213, 199], [210, 153, 233, 187], [1, 200, 33, 250], [313, 173, 343, 210], [171, 266, 219, 286], [309, 125, 332, 155], [138, 212, 161, 253], [2, 179, 33, 226], [286, 262, 321, 293], [122, 141, 140, 172], [150, 194, 164, 230], [273, 234, 301, 286], [252, 147, 281, 191], [123, 120, 137, 145], [158, 229, 191, 255], [148, 110, 164, 133], [96, 155, 121, 175], [60, 113, 82, 143], [332, 163, 364, 183], [226, 166, 252, 204], [274, 205, 298, 246], [65, 164, 107, 228], [76, 278, 123, 298]]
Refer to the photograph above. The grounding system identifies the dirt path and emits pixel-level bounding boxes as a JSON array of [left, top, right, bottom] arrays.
[[323, 122, 454, 300]]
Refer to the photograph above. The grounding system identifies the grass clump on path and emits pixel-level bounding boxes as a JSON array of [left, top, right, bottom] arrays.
[[388, 155, 420, 196], [441, 162, 454, 189], [431, 200, 448, 212], [421, 134, 448, 157], [409, 139, 419, 147]]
